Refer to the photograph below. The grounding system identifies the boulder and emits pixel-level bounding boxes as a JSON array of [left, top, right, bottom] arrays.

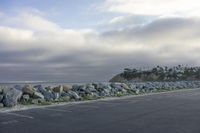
[[31, 99, 45, 104], [135, 89, 140, 94], [61, 92, 70, 97], [14, 85, 23, 91], [86, 84, 97, 93], [34, 85, 45, 93], [53, 85, 63, 93], [92, 83, 99, 90], [72, 84, 80, 91], [0, 103, 4, 108], [22, 85, 36, 96], [128, 84, 136, 90], [31, 99, 39, 104], [53, 92, 60, 99], [68, 91, 81, 100], [43, 91, 54, 101], [22, 94, 30, 101], [0, 86, 8, 94], [34, 85, 54, 101], [1, 86, 8, 93], [45, 86, 53, 91], [121, 83, 131, 90], [74, 85, 92, 95], [78, 85, 87, 92], [63, 85, 72, 92], [110, 83, 124, 92], [60, 96, 70, 102], [3, 88, 22, 107], [99, 89, 110, 97], [0, 87, 2, 93], [33, 92, 44, 99], [99, 83, 112, 90], [0, 94, 3, 102], [98, 83, 112, 96]]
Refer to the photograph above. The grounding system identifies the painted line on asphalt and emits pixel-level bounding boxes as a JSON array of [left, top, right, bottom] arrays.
[[42, 108, 72, 113], [1, 120, 19, 125], [5, 112, 34, 119]]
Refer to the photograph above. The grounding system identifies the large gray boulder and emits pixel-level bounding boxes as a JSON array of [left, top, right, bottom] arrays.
[[34, 85, 45, 93], [0, 87, 3, 93], [53, 92, 60, 100], [135, 89, 140, 94], [0, 94, 3, 102], [43, 91, 54, 101], [97, 83, 112, 96], [22, 85, 36, 96], [121, 83, 131, 90], [86, 84, 98, 93], [45, 86, 53, 91], [53, 85, 63, 93], [22, 94, 30, 101], [0, 103, 4, 108], [110, 83, 125, 92], [14, 85, 23, 91], [73, 85, 92, 96], [33, 92, 44, 99], [63, 85, 72, 92], [92, 83, 99, 90], [3, 88, 22, 107], [68, 91, 81, 100], [61, 92, 69, 97], [72, 84, 80, 91], [35, 85, 54, 101], [31, 99, 45, 105]]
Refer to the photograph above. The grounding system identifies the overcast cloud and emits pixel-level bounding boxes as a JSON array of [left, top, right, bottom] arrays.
[[0, 0, 200, 82]]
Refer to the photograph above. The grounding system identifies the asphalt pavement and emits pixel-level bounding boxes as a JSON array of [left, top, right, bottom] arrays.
[[1, 89, 200, 133]]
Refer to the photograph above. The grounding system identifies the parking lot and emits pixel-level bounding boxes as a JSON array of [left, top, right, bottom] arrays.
[[1, 89, 200, 133]]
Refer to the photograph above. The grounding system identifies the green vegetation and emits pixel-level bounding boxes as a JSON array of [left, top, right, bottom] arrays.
[[116, 92, 124, 97], [120, 65, 200, 82], [39, 101, 51, 106], [20, 99, 33, 105], [83, 95, 97, 100]]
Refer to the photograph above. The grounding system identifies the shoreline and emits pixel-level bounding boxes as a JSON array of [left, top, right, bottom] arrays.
[[1, 87, 199, 113]]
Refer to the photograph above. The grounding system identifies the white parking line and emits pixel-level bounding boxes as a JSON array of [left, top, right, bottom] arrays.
[[42, 108, 72, 112], [5, 112, 34, 119], [1, 120, 18, 125]]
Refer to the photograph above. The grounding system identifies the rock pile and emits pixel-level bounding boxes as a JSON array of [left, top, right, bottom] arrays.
[[0, 81, 200, 107]]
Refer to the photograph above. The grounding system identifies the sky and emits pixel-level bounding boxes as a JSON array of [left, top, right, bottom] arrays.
[[0, 0, 200, 82]]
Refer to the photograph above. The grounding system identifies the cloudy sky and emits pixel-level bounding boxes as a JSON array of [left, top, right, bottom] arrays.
[[0, 0, 200, 82]]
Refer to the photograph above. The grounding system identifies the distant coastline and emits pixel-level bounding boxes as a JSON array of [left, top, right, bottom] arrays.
[[110, 65, 200, 82]]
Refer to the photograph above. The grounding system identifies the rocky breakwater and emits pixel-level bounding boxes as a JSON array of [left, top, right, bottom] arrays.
[[1, 81, 200, 108]]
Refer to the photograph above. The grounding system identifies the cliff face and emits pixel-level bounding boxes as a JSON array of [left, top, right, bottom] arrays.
[[109, 73, 160, 82], [109, 66, 200, 83]]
